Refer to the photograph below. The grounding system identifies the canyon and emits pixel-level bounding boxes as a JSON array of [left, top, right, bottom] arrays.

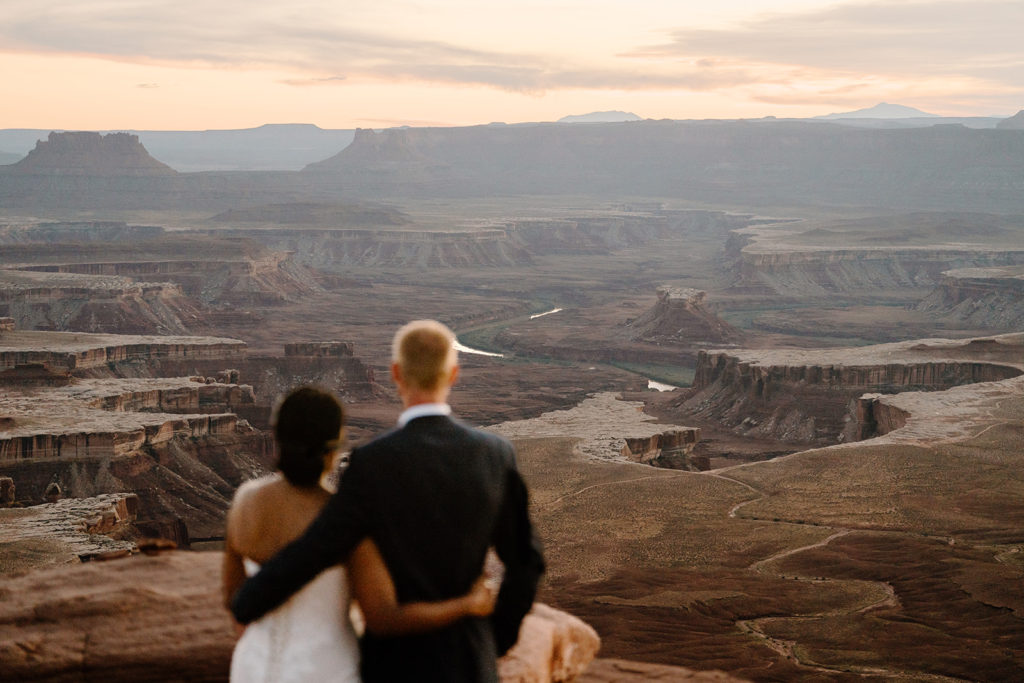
[[2, 127, 1024, 680]]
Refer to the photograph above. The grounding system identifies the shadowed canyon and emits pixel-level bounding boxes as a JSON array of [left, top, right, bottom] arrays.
[[2, 117, 1024, 680]]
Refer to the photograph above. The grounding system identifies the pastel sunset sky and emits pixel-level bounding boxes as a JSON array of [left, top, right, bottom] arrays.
[[3, 0, 1022, 130]]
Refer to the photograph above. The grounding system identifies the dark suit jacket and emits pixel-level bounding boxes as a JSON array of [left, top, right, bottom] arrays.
[[230, 414, 545, 682]]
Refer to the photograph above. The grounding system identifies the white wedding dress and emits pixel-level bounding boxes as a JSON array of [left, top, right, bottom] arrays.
[[230, 559, 361, 683]]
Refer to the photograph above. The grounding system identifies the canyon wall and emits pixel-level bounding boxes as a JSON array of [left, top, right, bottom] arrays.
[[916, 266, 1024, 330], [21, 250, 320, 306], [0, 269, 200, 334], [735, 244, 1024, 299], [725, 214, 1024, 299], [680, 339, 1024, 444]]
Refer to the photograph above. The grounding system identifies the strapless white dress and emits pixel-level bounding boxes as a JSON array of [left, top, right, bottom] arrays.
[[230, 559, 361, 682]]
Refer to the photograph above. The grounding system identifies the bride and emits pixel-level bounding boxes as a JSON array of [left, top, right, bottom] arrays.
[[222, 386, 496, 682]]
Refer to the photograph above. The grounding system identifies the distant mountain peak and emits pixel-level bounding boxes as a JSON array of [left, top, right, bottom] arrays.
[[816, 102, 939, 119], [557, 111, 642, 124]]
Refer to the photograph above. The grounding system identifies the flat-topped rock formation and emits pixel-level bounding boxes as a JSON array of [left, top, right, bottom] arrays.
[[0, 550, 608, 682], [0, 493, 139, 573], [628, 288, 742, 346], [916, 265, 1024, 330], [0, 330, 246, 377], [0, 269, 199, 334], [300, 122, 1024, 211], [678, 333, 1024, 444], [7, 132, 176, 177], [727, 213, 1024, 300]]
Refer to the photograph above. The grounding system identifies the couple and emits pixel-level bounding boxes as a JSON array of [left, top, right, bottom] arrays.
[[224, 320, 545, 682]]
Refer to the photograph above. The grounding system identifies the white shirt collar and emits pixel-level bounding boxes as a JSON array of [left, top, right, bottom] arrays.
[[397, 402, 452, 427]]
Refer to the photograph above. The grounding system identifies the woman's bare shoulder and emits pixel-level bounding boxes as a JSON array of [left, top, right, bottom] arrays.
[[226, 475, 281, 537]]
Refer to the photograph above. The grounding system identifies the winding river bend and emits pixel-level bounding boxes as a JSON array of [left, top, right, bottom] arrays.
[[454, 340, 505, 358]]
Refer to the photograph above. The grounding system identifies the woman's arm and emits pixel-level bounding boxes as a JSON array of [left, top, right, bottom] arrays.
[[222, 526, 248, 612], [349, 538, 496, 637]]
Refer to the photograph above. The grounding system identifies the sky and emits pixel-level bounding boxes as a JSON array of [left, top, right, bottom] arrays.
[[2, 0, 1023, 130]]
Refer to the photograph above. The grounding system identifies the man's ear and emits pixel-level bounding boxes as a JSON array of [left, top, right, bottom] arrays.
[[448, 364, 460, 387], [391, 362, 403, 386]]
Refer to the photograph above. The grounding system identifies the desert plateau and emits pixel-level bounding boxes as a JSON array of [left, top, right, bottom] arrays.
[[2, 108, 1024, 682]]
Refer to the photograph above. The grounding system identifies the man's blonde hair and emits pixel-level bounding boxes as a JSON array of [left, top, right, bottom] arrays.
[[391, 320, 458, 391]]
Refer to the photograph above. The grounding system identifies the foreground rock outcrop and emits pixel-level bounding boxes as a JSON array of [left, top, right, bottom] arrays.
[[0, 551, 600, 682]]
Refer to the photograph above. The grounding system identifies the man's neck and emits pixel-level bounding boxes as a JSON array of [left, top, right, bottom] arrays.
[[401, 390, 449, 409]]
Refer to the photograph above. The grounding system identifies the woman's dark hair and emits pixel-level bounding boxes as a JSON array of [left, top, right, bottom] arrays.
[[273, 386, 344, 487]]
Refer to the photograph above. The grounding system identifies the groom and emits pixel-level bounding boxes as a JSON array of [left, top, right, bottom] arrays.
[[231, 320, 545, 681]]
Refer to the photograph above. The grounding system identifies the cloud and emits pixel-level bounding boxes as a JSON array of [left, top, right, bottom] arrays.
[[135, 83, 159, 89], [1, 0, 1022, 106], [281, 75, 347, 87], [0, 1, 767, 93], [646, 0, 1024, 84]]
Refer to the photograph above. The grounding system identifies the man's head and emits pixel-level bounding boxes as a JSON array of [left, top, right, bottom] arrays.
[[391, 319, 459, 404]]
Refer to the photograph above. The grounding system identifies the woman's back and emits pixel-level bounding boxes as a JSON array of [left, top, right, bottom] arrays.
[[227, 476, 360, 683]]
